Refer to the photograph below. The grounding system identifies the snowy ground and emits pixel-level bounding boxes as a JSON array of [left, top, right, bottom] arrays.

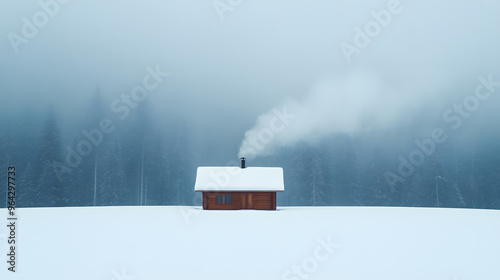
[[0, 206, 499, 280]]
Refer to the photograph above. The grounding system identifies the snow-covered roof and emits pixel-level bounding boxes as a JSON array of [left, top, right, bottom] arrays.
[[194, 167, 284, 192]]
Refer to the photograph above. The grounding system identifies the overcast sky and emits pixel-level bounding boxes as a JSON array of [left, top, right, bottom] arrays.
[[1, 0, 500, 161]]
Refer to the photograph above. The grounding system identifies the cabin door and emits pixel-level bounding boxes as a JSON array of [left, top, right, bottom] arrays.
[[241, 193, 253, 209]]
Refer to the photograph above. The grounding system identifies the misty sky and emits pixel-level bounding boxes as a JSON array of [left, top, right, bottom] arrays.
[[1, 0, 500, 163]]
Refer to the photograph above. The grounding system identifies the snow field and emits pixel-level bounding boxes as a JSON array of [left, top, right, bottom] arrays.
[[0, 206, 499, 280]]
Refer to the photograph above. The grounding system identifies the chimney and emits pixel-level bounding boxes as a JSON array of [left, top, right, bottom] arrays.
[[240, 157, 246, 169]]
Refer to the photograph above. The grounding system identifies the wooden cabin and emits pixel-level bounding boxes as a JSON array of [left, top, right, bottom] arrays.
[[194, 158, 284, 210]]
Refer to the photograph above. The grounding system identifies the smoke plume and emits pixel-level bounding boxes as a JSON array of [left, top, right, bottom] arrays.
[[238, 70, 451, 160]]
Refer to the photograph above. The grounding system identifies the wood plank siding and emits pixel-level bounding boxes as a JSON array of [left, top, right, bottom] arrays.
[[202, 191, 277, 210]]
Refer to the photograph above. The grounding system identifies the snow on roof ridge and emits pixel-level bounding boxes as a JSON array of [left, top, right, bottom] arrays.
[[194, 166, 284, 192]]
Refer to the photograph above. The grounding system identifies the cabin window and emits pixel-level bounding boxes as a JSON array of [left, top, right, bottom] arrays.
[[216, 194, 232, 204]]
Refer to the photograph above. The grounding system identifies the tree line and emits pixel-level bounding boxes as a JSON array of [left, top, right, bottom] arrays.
[[0, 90, 196, 207], [1, 90, 500, 209]]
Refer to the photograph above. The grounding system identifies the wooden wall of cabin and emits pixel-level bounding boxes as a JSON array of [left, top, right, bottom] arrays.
[[202, 192, 242, 210], [202, 191, 277, 210]]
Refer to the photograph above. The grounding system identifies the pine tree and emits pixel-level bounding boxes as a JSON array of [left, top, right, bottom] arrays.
[[0, 119, 15, 208], [481, 135, 500, 209], [358, 138, 395, 206], [436, 137, 466, 208], [329, 135, 362, 206], [34, 107, 65, 207], [69, 88, 107, 206], [120, 99, 153, 205], [455, 139, 486, 208], [287, 142, 329, 206], [164, 121, 196, 205], [17, 161, 37, 207], [15, 110, 40, 207], [98, 138, 127, 205], [141, 133, 170, 205]]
